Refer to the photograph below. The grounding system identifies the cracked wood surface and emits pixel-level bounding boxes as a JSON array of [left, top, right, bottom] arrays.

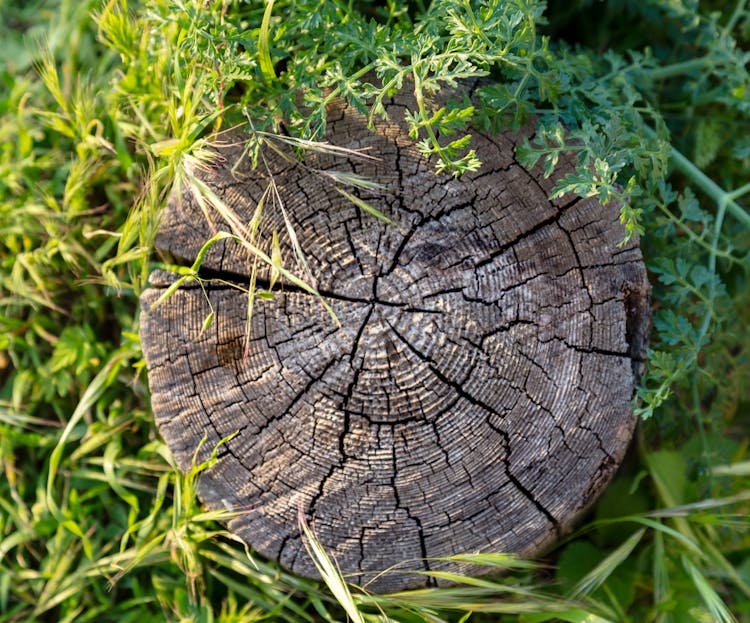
[[139, 89, 651, 592]]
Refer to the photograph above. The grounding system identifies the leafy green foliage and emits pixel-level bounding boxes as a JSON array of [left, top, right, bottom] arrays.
[[1, 0, 749, 621]]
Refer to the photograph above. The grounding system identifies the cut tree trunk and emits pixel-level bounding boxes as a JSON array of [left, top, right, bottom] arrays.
[[139, 88, 651, 593]]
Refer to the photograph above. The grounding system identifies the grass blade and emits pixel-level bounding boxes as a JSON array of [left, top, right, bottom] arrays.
[[258, 0, 276, 83], [335, 187, 395, 224], [571, 528, 646, 599], [682, 556, 735, 623], [298, 509, 368, 623]]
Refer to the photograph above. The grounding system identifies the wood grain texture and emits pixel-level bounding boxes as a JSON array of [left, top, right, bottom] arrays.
[[140, 88, 651, 592]]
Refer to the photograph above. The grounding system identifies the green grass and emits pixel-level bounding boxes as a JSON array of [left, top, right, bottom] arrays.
[[1, 0, 749, 621]]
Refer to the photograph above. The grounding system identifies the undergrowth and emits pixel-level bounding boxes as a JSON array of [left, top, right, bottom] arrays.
[[0, 0, 749, 621]]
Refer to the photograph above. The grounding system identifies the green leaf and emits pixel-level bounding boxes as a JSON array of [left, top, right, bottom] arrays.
[[556, 541, 602, 588], [646, 450, 688, 507], [593, 477, 650, 547], [258, 0, 277, 83], [570, 529, 645, 599], [693, 117, 723, 169]]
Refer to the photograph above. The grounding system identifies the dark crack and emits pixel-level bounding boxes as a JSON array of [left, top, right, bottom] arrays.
[[386, 319, 561, 533]]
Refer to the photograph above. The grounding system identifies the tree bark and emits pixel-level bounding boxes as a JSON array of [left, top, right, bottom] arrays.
[[140, 88, 650, 592]]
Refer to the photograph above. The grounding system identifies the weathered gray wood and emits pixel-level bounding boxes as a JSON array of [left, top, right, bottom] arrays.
[[140, 89, 650, 592]]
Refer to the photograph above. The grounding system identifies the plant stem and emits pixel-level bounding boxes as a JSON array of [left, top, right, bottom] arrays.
[[669, 146, 750, 227], [412, 69, 447, 167], [654, 133, 750, 228], [728, 180, 750, 201], [726, 0, 748, 31], [642, 58, 717, 80], [656, 203, 742, 264]]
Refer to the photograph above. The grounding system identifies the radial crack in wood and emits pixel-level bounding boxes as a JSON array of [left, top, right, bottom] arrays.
[[139, 88, 651, 593]]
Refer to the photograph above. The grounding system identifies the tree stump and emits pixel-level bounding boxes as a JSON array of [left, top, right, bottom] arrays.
[[139, 88, 651, 593]]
